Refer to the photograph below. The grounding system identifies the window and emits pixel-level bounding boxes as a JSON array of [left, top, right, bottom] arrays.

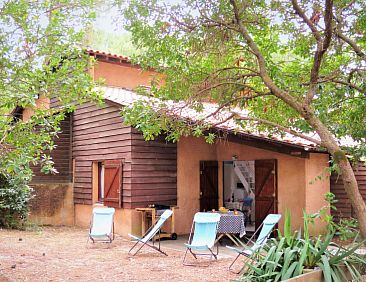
[[98, 162, 105, 202], [93, 160, 122, 207]]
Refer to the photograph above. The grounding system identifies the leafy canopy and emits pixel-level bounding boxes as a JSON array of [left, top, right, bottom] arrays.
[[122, 0, 366, 160], [0, 0, 100, 177]]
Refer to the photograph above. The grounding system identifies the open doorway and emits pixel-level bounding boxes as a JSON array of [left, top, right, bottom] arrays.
[[200, 161, 219, 212], [223, 159, 277, 233], [223, 160, 256, 232]]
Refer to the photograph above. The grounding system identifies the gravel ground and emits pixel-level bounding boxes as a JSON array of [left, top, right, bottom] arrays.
[[0, 226, 238, 282]]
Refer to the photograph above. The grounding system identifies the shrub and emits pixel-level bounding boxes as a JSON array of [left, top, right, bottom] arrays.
[[322, 192, 359, 241], [238, 210, 366, 282], [0, 172, 32, 228]]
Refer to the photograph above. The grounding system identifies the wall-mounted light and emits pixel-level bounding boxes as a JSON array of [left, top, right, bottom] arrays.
[[232, 155, 238, 161]]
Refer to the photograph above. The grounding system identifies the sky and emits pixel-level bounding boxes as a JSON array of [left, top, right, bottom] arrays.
[[94, 4, 126, 35]]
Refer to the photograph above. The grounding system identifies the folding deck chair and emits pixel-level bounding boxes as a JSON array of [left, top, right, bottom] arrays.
[[128, 209, 173, 256], [183, 212, 221, 266], [227, 213, 281, 273], [88, 207, 115, 244]]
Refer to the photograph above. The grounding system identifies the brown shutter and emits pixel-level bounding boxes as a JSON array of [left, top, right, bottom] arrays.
[[255, 159, 277, 229], [104, 160, 123, 208]]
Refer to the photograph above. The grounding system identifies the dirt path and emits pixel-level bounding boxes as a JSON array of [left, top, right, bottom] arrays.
[[0, 227, 237, 282]]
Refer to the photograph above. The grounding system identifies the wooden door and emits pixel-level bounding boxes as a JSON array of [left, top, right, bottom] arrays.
[[104, 160, 123, 208], [200, 161, 218, 211], [255, 159, 277, 229]]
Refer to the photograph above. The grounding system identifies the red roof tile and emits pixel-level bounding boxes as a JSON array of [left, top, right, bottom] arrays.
[[100, 86, 322, 150], [86, 49, 130, 62]]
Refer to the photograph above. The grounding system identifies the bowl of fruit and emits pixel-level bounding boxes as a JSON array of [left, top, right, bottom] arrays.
[[219, 207, 228, 213]]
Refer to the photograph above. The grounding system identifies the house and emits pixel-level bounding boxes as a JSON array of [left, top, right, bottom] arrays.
[[27, 50, 332, 236], [331, 163, 366, 220]]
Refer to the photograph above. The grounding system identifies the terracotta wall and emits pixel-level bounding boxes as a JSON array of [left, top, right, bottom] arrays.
[[93, 61, 158, 90], [175, 136, 330, 235], [29, 183, 74, 226], [305, 153, 330, 234], [22, 95, 50, 121], [74, 204, 142, 237], [175, 137, 217, 233], [25, 58, 153, 118]]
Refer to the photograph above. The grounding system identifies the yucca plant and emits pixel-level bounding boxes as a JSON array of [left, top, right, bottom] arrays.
[[237, 210, 366, 282], [278, 209, 301, 249]]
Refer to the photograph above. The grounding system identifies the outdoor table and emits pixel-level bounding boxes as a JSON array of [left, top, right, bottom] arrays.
[[135, 206, 177, 239], [214, 211, 246, 246]]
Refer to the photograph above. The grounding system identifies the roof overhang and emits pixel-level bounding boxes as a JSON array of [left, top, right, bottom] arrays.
[[101, 86, 323, 157], [86, 49, 129, 64]]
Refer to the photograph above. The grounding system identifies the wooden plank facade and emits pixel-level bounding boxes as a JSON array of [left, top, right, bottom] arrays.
[[330, 163, 366, 219], [130, 128, 177, 208], [34, 95, 364, 218], [72, 101, 132, 205], [71, 101, 177, 208], [31, 114, 72, 183], [34, 95, 178, 209]]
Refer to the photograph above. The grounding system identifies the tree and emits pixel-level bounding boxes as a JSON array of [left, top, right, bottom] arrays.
[[0, 0, 100, 177], [0, 0, 100, 225], [85, 1, 140, 57], [86, 28, 139, 57], [121, 0, 366, 237]]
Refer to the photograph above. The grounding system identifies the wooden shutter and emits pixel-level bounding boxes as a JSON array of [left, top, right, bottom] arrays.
[[255, 159, 277, 229], [104, 160, 123, 208]]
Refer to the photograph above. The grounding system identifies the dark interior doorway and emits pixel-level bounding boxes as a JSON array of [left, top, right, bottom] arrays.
[[199, 161, 219, 211]]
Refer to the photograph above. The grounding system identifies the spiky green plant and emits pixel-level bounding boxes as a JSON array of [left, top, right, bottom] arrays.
[[237, 210, 366, 282]]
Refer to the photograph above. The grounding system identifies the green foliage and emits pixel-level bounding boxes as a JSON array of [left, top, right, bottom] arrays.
[[277, 209, 301, 248], [321, 192, 360, 241], [336, 218, 359, 241], [239, 210, 366, 282], [0, 0, 101, 177], [0, 172, 32, 228], [86, 28, 140, 57], [121, 0, 366, 160], [121, 100, 213, 142]]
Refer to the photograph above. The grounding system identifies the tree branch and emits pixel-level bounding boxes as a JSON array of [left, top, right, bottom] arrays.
[[211, 66, 259, 76], [234, 115, 322, 145], [211, 113, 236, 127], [301, 0, 333, 105], [45, 3, 79, 13], [229, 0, 303, 113], [335, 30, 366, 61], [291, 0, 322, 42], [330, 79, 366, 95], [302, 75, 366, 95], [170, 16, 223, 32], [197, 92, 271, 122], [193, 81, 268, 98]]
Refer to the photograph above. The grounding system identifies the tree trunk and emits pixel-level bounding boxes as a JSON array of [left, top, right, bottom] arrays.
[[229, 0, 366, 237], [337, 158, 366, 239], [308, 115, 366, 238]]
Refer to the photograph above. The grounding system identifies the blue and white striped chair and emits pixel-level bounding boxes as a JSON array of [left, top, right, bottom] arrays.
[[128, 209, 173, 256], [183, 212, 221, 266], [88, 207, 115, 244], [227, 213, 282, 273]]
